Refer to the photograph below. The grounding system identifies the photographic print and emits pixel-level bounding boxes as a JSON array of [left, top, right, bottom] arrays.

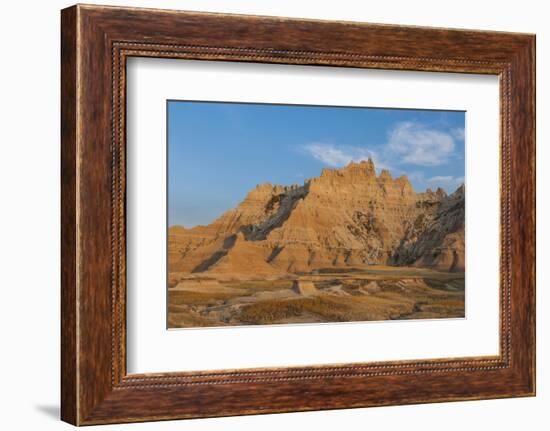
[[167, 101, 465, 329]]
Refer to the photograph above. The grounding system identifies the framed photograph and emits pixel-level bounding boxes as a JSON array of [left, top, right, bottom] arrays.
[[61, 4, 535, 425], [165, 101, 467, 329]]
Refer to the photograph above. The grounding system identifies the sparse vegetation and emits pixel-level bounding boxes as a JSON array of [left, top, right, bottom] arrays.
[[167, 267, 465, 328]]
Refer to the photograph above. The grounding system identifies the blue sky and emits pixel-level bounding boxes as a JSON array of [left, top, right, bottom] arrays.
[[168, 101, 465, 228]]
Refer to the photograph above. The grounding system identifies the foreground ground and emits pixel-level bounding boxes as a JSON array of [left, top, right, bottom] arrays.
[[167, 266, 465, 328]]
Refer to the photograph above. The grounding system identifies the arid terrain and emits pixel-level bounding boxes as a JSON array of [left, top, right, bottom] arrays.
[[168, 267, 464, 327], [168, 159, 465, 328]]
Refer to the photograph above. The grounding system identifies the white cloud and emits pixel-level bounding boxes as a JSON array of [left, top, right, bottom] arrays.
[[301, 122, 460, 177], [429, 175, 457, 184], [408, 171, 464, 193], [451, 127, 465, 141], [387, 121, 455, 166], [301, 143, 376, 168]]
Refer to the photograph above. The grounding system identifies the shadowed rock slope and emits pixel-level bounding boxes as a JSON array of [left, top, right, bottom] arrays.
[[169, 159, 465, 276]]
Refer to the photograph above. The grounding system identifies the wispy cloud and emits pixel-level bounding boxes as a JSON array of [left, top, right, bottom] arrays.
[[387, 122, 455, 166], [301, 121, 459, 171], [428, 175, 464, 185], [451, 127, 465, 141], [301, 143, 376, 168], [409, 171, 464, 193]]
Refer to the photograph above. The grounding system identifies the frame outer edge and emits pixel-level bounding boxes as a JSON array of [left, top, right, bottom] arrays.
[[526, 35, 536, 395], [504, 35, 536, 396], [61, 4, 79, 426], [531, 35, 536, 396], [521, 34, 536, 395], [500, 35, 536, 396]]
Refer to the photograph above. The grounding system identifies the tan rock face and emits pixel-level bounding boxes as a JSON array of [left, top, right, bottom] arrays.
[[169, 159, 465, 275]]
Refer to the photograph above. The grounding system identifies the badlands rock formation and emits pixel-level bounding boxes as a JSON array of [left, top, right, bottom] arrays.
[[168, 159, 465, 276]]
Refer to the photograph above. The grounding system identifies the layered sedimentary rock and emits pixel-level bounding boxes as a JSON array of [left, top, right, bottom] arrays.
[[391, 184, 465, 272], [169, 159, 465, 275]]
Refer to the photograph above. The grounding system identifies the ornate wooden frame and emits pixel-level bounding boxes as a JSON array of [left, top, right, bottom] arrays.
[[61, 4, 535, 425]]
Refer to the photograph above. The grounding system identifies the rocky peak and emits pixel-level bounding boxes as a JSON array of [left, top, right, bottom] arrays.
[[378, 169, 392, 181], [419, 187, 448, 201], [435, 187, 447, 199], [319, 158, 377, 180], [245, 182, 276, 200], [343, 158, 376, 176], [394, 175, 414, 194], [452, 183, 465, 198], [169, 165, 465, 275], [360, 158, 376, 174]]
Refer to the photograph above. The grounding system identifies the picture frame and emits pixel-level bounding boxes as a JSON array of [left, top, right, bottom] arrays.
[[61, 4, 535, 425]]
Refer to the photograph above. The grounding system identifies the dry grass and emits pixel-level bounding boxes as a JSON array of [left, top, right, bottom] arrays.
[[238, 295, 417, 324], [167, 309, 226, 328], [169, 290, 240, 307], [225, 279, 294, 291], [167, 267, 465, 328]]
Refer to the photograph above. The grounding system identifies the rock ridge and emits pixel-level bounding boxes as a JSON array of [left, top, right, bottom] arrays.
[[169, 159, 465, 275]]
